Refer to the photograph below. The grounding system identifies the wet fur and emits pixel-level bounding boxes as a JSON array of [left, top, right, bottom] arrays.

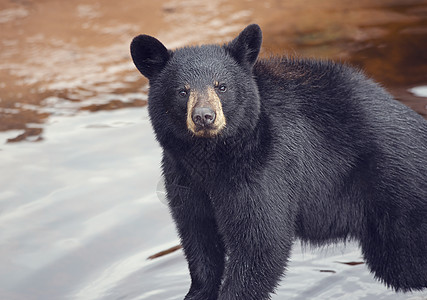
[[131, 24, 427, 299]]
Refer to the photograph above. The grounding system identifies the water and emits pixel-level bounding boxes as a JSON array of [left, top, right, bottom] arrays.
[[0, 0, 426, 299]]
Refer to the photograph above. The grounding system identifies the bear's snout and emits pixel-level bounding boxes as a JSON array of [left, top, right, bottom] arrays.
[[192, 107, 216, 127], [186, 87, 226, 137]]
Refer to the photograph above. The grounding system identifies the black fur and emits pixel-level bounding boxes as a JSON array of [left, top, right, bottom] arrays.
[[131, 24, 427, 299]]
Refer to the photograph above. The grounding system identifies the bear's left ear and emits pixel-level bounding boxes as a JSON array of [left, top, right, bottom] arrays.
[[130, 34, 170, 80], [226, 24, 262, 68]]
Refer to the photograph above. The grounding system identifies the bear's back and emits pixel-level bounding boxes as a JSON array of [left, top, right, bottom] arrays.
[[253, 56, 427, 156]]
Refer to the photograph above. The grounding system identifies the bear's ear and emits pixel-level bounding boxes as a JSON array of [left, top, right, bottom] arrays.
[[226, 24, 262, 68], [130, 35, 170, 80]]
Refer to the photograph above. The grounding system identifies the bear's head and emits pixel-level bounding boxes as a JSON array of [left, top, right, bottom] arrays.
[[130, 24, 262, 144]]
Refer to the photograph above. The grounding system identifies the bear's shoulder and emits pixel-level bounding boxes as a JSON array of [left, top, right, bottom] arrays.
[[254, 56, 361, 87]]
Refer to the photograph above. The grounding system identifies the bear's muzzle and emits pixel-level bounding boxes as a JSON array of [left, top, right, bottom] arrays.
[[186, 87, 226, 137]]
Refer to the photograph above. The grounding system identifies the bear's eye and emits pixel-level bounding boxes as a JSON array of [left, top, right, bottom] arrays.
[[218, 84, 227, 93], [178, 89, 188, 98]]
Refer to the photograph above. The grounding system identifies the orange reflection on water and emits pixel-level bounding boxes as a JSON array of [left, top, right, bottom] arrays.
[[0, 0, 426, 142]]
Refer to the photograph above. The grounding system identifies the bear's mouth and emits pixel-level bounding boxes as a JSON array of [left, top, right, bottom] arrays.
[[191, 125, 222, 138]]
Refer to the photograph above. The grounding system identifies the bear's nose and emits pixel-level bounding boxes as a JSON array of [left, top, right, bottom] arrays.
[[192, 107, 216, 127]]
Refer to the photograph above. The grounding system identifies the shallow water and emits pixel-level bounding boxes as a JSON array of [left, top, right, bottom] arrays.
[[0, 0, 427, 299]]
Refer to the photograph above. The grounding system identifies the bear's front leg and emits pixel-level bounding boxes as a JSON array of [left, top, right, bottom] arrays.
[[166, 180, 225, 300], [214, 186, 296, 300]]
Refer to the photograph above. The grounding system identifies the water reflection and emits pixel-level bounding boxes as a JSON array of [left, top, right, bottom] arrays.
[[1, 0, 427, 142], [0, 0, 426, 299], [0, 0, 426, 143]]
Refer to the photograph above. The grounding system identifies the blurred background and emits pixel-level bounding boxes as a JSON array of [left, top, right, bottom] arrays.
[[0, 0, 426, 299]]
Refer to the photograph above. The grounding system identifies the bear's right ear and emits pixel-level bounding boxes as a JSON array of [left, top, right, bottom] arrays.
[[130, 35, 170, 80]]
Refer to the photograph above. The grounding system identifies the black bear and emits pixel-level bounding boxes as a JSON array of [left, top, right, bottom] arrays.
[[130, 24, 427, 299]]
